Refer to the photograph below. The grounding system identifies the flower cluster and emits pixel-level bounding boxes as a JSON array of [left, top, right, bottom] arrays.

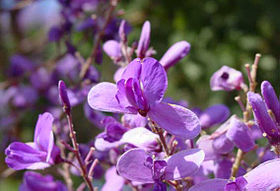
[[1, 1, 280, 191]]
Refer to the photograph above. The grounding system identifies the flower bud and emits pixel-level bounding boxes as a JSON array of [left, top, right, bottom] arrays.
[[159, 41, 191, 70], [136, 21, 151, 59], [58, 80, 71, 114]]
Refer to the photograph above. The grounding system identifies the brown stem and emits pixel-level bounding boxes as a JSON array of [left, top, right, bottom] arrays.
[[66, 114, 94, 191]]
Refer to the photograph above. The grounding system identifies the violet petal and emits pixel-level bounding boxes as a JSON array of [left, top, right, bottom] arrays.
[[149, 102, 200, 139], [159, 41, 191, 70], [116, 148, 154, 183], [164, 149, 205, 180], [88, 82, 133, 113]]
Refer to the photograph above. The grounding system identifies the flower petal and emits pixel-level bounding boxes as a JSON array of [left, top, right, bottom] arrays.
[[226, 116, 255, 152], [34, 112, 54, 161], [116, 148, 154, 183], [199, 104, 230, 129], [261, 81, 280, 123], [244, 159, 280, 191], [94, 133, 123, 151], [114, 67, 126, 82], [103, 40, 122, 61], [140, 57, 168, 105], [164, 148, 205, 180], [149, 102, 200, 139], [121, 127, 159, 150], [136, 21, 151, 58], [5, 142, 48, 170], [159, 41, 191, 70], [189, 179, 228, 191], [210, 66, 243, 91], [197, 135, 217, 161], [247, 92, 280, 144], [88, 82, 132, 113], [121, 58, 142, 81], [212, 134, 234, 154], [101, 167, 125, 191]]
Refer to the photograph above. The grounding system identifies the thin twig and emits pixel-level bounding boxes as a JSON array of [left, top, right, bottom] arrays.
[[66, 114, 94, 191], [230, 54, 261, 178]]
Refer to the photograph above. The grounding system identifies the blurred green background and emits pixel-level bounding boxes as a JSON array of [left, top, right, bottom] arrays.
[[1, 0, 280, 190]]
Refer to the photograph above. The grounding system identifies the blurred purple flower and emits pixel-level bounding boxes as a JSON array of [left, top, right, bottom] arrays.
[[5, 112, 60, 170], [8, 54, 34, 77], [103, 40, 122, 62], [210, 66, 243, 91], [30, 67, 51, 91], [76, 17, 96, 31], [48, 26, 63, 42], [84, 103, 105, 128], [9, 85, 38, 108], [18, 0, 61, 32], [19, 171, 67, 191], [88, 57, 200, 139]]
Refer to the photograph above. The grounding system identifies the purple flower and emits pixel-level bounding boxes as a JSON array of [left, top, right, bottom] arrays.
[[103, 40, 122, 62], [224, 177, 247, 191], [5, 112, 60, 170], [55, 54, 80, 81], [261, 81, 280, 124], [214, 158, 246, 179], [159, 41, 191, 70], [198, 116, 255, 159], [244, 159, 280, 190], [58, 80, 71, 114], [88, 57, 200, 139], [10, 85, 38, 108], [198, 104, 230, 129], [118, 19, 131, 42], [101, 167, 125, 191], [210, 66, 243, 91], [136, 21, 151, 59], [48, 26, 63, 42], [103, 116, 127, 142], [248, 91, 280, 145], [120, 127, 160, 151], [76, 17, 96, 31], [8, 54, 34, 77], [116, 148, 204, 183], [122, 113, 148, 128], [190, 159, 280, 191], [189, 179, 228, 191], [95, 127, 159, 152], [225, 116, 255, 152], [30, 67, 51, 91], [19, 171, 67, 191]]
